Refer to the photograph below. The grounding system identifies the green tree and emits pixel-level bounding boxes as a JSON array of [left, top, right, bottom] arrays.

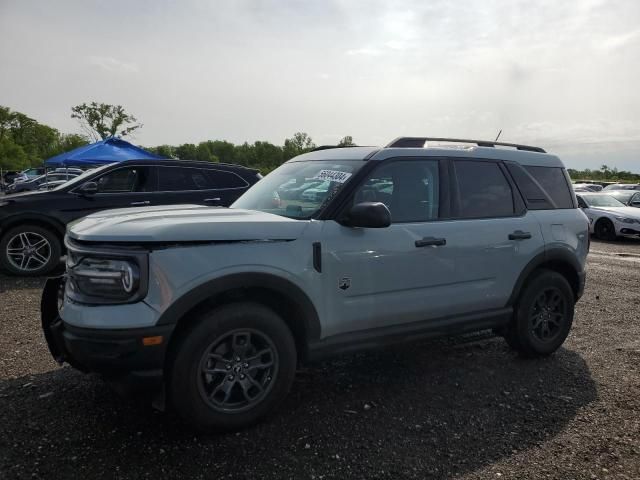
[[338, 135, 355, 147], [71, 102, 142, 141], [283, 132, 315, 159], [0, 138, 29, 170], [174, 143, 198, 160], [149, 145, 176, 158]]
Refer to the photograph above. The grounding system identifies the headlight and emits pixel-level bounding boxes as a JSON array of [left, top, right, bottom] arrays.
[[614, 216, 638, 224], [66, 250, 148, 304]]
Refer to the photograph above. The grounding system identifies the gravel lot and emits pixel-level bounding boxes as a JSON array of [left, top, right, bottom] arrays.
[[1, 239, 639, 480]]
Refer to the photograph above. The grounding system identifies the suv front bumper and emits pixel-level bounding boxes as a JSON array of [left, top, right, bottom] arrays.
[[41, 277, 173, 390]]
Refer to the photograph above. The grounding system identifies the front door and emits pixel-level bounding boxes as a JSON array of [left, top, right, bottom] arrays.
[[64, 165, 157, 219], [320, 158, 459, 338]]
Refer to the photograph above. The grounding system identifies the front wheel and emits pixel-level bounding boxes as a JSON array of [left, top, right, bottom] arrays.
[[169, 302, 297, 431], [504, 269, 574, 357], [0, 225, 61, 276], [594, 218, 617, 241]]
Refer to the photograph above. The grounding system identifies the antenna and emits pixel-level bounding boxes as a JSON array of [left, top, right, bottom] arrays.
[[495, 129, 502, 142]]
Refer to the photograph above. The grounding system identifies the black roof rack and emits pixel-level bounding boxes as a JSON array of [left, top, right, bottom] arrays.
[[385, 137, 546, 153], [310, 145, 359, 152]]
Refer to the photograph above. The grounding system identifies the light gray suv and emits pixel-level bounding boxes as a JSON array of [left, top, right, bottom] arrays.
[[42, 137, 589, 431]]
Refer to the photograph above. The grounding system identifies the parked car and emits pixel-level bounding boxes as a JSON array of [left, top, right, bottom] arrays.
[[5, 172, 79, 194], [575, 192, 640, 240], [573, 183, 602, 192], [42, 137, 588, 431], [607, 190, 640, 207], [37, 180, 69, 191], [11, 167, 47, 183], [602, 183, 640, 191], [0, 159, 261, 276]]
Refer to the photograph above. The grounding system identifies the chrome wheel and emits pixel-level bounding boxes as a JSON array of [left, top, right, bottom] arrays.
[[529, 287, 567, 342], [197, 329, 278, 413], [6, 231, 52, 272]]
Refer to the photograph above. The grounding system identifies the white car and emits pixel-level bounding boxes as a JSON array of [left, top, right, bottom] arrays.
[[576, 193, 640, 240]]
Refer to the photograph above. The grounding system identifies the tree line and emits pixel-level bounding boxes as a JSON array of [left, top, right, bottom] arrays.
[[3, 102, 638, 181], [0, 103, 355, 174], [567, 165, 640, 182], [0, 106, 87, 171]]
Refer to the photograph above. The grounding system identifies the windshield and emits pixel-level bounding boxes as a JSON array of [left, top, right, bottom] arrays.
[[232, 160, 365, 218], [609, 191, 634, 203], [582, 194, 626, 207], [51, 164, 110, 191]]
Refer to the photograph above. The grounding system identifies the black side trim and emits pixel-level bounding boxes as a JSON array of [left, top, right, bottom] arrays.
[[312, 242, 322, 273], [156, 273, 322, 341], [307, 307, 512, 361], [507, 248, 583, 305]]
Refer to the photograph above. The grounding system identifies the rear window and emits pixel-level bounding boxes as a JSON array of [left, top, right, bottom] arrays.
[[454, 160, 515, 218], [506, 164, 574, 209]]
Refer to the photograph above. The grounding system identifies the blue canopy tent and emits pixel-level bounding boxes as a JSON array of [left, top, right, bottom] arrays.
[[44, 137, 163, 167]]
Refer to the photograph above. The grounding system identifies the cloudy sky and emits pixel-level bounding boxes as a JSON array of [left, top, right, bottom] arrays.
[[1, 0, 639, 170]]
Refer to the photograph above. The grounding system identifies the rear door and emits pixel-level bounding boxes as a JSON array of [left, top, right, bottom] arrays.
[[154, 165, 250, 207], [443, 158, 545, 313]]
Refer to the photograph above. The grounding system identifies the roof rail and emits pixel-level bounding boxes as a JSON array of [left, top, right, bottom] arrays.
[[385, 137, 546, 153], [310, 145, 359, 152]]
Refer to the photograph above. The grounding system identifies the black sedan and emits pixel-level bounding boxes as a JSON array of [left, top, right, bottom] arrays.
[[0, 159, 261, 276]]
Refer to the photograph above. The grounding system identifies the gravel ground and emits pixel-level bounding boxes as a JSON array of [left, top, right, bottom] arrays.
[[1, 239, 639, 480]]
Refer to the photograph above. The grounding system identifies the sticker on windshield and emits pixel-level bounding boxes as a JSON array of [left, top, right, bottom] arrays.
[[312, 170, 352, 183]]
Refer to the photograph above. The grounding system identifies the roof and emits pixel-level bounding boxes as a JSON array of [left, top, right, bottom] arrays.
[[290, 137, 564, 168]]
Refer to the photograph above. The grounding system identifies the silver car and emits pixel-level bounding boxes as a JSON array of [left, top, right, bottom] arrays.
[[42, 137, 589, 431]]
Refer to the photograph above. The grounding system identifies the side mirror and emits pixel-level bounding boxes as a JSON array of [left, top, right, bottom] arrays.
[[340, 202, 391, 228], [78, 181, 98, 196], [631, 201, 640, 207]]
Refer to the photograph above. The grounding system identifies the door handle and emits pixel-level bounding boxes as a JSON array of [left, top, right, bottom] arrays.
[[415, 237, 446, 247], [509, 230, 532, 240], [203, 197, 222, 203], [130, 200, 150, 206]]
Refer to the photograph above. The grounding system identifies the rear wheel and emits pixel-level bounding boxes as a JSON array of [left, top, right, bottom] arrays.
[[169, 302, 297, 431], [0, 225, 61, 276], [505, 269, 574, 357], [594, 218, 617, 241]]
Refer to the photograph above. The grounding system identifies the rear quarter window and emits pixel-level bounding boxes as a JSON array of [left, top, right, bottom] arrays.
[[506, 164, 574, 209]]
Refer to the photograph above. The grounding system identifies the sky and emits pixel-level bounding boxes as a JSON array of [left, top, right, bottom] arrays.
[[1, 0, 639, 171]]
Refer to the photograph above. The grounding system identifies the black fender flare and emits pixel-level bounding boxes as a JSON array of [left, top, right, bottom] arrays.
[[156, 272, 321, 342], [507, 247, 583, 306]]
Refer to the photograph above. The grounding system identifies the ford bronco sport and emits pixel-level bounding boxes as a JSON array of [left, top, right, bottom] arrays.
[[42, 137, 589, 431]]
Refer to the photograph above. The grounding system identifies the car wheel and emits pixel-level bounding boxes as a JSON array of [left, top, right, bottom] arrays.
[[169, 302, 297, 431], [505, 269, 574, 357], [0, 225, 61, 276], [594, 218, 617, 241]]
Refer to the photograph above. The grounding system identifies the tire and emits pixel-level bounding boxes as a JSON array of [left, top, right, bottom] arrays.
[[0, 225, 61, 276], [504, 269, 574, 357], [594, 218, 617, 241], [168, 302, 297, 432]]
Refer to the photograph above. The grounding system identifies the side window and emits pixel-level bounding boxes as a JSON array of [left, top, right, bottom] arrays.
[[207, 169, 249, 189], [454, 160, 514, 218], [524, 166, 574, 209], [158, 167, 216, 191], [95, 167, 154, 193], [576, 196, 588, 209], [353, 160, 439, 223]]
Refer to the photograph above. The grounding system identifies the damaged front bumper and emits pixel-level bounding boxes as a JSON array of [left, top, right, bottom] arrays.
[[41, 277, 173, 391]]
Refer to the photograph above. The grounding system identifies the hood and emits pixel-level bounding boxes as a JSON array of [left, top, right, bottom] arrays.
[[1, 189, 52, 200], [589, 206, 640, 219], [67, 205, 310, 243]]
